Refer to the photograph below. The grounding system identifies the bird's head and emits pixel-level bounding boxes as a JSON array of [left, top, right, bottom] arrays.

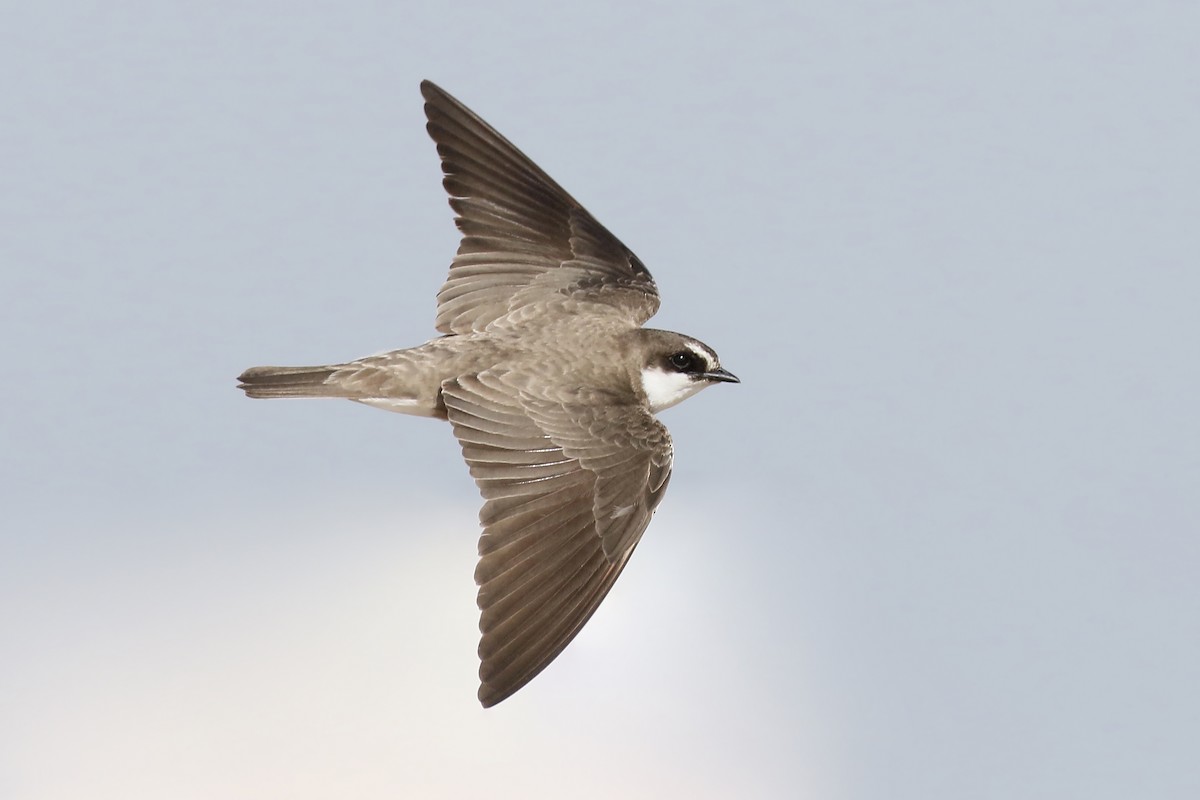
[[635, 330, 739, 413]]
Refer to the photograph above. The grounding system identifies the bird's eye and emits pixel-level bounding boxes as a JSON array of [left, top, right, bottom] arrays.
[[669, 352, 695, 371]]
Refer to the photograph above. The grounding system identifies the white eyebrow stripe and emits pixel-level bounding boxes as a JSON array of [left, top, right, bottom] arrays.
[[685, 341, 716, 369]]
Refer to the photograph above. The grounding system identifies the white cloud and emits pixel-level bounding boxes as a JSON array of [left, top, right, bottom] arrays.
[[3, 497, 825, 800]]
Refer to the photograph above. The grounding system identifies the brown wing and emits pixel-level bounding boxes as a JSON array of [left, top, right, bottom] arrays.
[[442, 371, 673, 707], [421, 80, 660, 334]]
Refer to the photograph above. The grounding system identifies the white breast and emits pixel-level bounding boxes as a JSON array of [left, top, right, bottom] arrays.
[[640, 367, 707, 413]]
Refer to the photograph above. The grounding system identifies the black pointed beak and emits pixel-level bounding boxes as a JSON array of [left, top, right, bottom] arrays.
[[703, 367, 740, 384]]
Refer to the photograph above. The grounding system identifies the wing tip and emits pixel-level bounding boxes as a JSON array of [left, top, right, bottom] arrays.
[[478, 682, 511, 708], [419, 78, 441, 99]]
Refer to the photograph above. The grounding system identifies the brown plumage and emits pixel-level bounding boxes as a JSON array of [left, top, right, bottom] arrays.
[[238, 81, 737, 707]]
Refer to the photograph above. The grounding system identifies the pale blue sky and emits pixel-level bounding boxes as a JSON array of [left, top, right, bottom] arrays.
[[3, 2, 1198, 798]]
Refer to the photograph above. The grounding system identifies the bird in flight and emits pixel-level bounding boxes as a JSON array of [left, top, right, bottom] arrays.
[[238, 81, 738, 707]]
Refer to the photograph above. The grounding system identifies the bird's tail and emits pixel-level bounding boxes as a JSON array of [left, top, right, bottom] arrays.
[[237, 365, 344, 399]]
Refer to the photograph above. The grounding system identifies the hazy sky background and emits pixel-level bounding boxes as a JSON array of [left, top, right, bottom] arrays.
[[3, 2, 1198, 798]]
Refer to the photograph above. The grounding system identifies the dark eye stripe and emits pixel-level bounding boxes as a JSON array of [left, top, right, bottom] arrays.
[[669, 352, 696, 371]]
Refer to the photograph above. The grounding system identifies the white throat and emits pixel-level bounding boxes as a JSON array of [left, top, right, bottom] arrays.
[[640, 367, 707, 413]]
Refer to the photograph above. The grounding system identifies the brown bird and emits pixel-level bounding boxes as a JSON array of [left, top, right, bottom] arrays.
[[238, 81, 738, 707]]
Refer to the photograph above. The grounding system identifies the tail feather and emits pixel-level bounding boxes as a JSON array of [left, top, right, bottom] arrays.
[[237, 365, 341, 399]]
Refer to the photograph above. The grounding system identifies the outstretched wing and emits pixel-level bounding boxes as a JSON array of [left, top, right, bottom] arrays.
[[442, 371, 673, 707], [422, 81, 660, 334]]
